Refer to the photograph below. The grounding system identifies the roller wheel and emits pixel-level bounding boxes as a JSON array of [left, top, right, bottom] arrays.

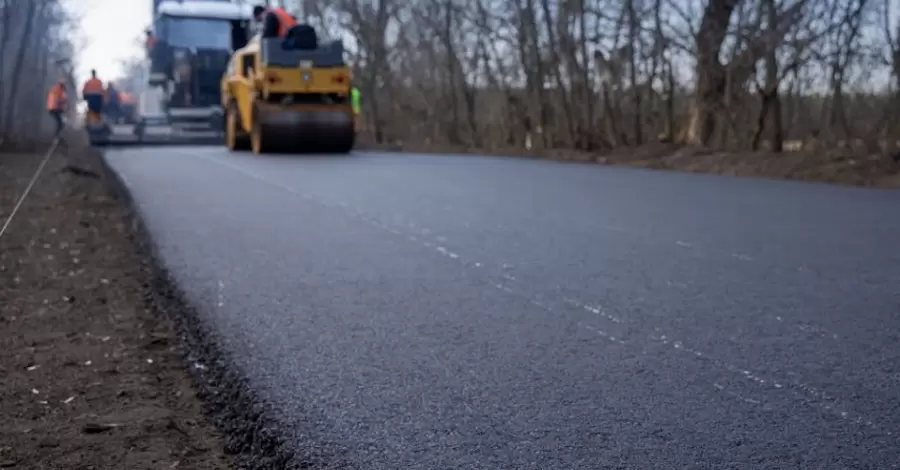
[[250, 103, 271, 154], [225, 104, 250, 151]]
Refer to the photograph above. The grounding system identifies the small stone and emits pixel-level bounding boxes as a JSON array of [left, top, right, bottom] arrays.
[[82, 422, 117, 434], [39, 437, 59, 448]]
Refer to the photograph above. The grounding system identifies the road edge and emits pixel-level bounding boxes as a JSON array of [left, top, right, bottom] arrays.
[[97, 152, 301, 469], [355, 142, 900, 189]]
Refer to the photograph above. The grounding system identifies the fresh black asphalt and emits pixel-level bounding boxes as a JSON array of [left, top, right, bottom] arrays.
[[106, 147, 900, 468]]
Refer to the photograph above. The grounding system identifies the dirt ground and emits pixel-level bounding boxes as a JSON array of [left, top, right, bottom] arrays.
[[592, 144, 900, 188], [0, 145, 231, 469], [359, 139, 900, 188]]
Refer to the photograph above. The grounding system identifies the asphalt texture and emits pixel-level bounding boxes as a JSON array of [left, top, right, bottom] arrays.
[[105, 147, 900, 469]]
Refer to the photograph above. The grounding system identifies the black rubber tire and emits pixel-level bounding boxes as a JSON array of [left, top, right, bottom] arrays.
[[327, 130, 355, 154]]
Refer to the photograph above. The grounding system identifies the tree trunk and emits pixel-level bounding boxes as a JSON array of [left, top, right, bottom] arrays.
[[539, 0, 576, 147], [1, 1, 38, 138], [576, 0, 594, 149], [0, 1, 17, 131], [765, 0, 783, 152], [751, 91, 772, 151], [627, 0, 642, 145], [684, 0, 740, 146], [665, 60, 675, 142]]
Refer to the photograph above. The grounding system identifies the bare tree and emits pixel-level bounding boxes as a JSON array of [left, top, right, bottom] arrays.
[[8, 0, 896, 158], [0, 0, 76, 151]]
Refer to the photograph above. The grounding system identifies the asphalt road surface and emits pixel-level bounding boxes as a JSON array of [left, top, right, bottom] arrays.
[[106, 147, 900, 469]]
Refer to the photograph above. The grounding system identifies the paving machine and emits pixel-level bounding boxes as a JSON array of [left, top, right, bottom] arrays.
[[135, 0, 251, 142], [221, 30, 355, 154]]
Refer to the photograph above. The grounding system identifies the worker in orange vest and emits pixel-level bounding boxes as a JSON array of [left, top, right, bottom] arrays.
[[119, 91, 136, 105], [253, 5, 297, 38], [145, 29, 159, 63], [119, 91, 138, 123], [104, 82, 122, 123], [81, 69, 104, 115], [46, 79, 68, 136], [145, 29, 157, 50]]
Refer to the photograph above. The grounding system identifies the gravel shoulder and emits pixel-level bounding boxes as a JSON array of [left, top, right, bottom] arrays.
[[0, 145, 232, 469]]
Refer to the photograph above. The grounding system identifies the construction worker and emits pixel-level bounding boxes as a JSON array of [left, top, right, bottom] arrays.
[[119, 90, 136, 106], [105, 82, 121, 123], [253, 5, 297, 38], [119, 91, 137, 123], [145, 28, 167, 81], [351, 86, 361, 128], [144, 29, 157, 52], [46, 79, 68, 136], [81, 69, 104, 116]]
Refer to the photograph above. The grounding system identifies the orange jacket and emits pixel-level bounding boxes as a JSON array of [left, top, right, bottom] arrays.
[[82, 77, 103, 95], [266, 7, 297, 37], [120, 91, 136, 104], [46, 83, 67, 111]]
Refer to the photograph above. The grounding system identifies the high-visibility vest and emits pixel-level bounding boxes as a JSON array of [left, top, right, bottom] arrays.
[[82, 78, 103, 95], [267, 7, 297, 37], [351, 87, 360, 115], [46, 85, 67, 111]]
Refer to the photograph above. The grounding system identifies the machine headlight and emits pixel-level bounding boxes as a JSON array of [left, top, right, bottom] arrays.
[[173, 49, 186, 60]]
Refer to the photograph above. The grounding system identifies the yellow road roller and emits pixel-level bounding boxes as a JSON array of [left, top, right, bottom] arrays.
[[221, 33, 355, 154]]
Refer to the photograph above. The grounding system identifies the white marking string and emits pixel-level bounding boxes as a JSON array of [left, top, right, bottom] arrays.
[[0, 137, 62, 240]]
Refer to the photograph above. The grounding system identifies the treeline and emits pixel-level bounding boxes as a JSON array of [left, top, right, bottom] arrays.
[[0, 0, 76, 151], [287, 0, 900, 154]]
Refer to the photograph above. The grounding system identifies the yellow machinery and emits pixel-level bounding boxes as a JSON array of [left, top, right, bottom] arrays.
[[221, 34, 355, 154]]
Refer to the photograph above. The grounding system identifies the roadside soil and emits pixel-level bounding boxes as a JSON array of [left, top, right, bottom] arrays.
[[0, 144, 232, 469], [358, 139, 900, 188]]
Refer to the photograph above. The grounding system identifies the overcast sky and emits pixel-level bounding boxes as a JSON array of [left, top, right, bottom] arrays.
[[65, 0, 151, 84]]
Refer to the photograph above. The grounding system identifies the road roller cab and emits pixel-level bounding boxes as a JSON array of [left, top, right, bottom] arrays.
[[222, 32, 355, 154]]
